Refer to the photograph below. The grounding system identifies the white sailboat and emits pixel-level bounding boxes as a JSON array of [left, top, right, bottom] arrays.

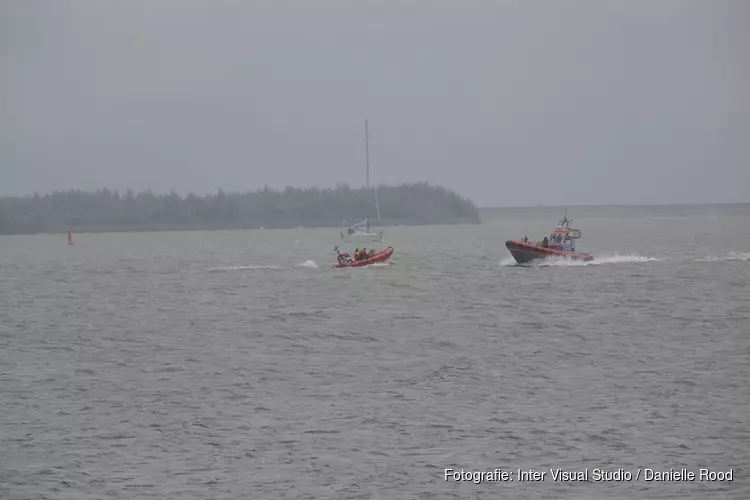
[[341, 119, 384, 243]]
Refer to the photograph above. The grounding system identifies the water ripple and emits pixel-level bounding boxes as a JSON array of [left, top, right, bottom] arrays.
[[1, 217, 749, 499]]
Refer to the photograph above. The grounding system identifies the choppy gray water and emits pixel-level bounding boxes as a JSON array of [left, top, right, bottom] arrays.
[[2, 205, 749, 499]]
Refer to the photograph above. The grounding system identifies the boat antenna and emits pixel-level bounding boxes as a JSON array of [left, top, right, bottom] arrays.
[[365, 118, 369, 190], [560, 208, 570, 227]]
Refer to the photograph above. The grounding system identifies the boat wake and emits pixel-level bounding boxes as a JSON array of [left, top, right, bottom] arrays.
[[208, 264, 280, 272], [591, 254, 662, 265], [696, 252, 750, 263], [297, 260, 319, 268], [501, 253, 661, 267], [207, 261, 319, 271]]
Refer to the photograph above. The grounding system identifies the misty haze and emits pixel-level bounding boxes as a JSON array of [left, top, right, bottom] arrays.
[[2, 1, 748, 206], [1, 2, 748, 500]]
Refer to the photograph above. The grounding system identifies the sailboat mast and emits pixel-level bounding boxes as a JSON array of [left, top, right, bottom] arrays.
[[365, 119, 369, 190]]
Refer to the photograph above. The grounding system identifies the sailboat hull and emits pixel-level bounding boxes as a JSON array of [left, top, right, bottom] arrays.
[[341, 230, 384, 243]]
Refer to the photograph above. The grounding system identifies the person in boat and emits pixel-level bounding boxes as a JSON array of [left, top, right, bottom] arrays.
[[360, 248, 367, 260], [541, 235, 549, 247], [523, 236, 528, 243], [334, 245, 347, 264], [354, 248, 360, 260]]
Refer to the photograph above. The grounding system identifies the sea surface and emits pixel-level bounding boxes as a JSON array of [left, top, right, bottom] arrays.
[[1, 204, 749, 500]]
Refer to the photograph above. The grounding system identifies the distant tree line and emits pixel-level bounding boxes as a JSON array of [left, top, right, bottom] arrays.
[[0, 182, 480, 234]]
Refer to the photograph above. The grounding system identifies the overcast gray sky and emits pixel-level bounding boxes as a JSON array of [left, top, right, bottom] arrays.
[[2, 0, 748, 206]]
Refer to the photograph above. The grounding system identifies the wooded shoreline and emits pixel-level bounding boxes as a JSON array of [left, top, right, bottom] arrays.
[[0, 182, 480, 235]]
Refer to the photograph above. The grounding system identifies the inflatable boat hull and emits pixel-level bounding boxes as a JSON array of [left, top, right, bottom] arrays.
[[333, 247, 394, 268]]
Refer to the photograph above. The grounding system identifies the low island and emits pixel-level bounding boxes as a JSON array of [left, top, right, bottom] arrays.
[[0, 182, 480, 235]]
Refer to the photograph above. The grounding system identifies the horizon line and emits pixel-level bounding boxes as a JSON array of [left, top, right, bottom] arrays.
[[478, 201, 750, 209]]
